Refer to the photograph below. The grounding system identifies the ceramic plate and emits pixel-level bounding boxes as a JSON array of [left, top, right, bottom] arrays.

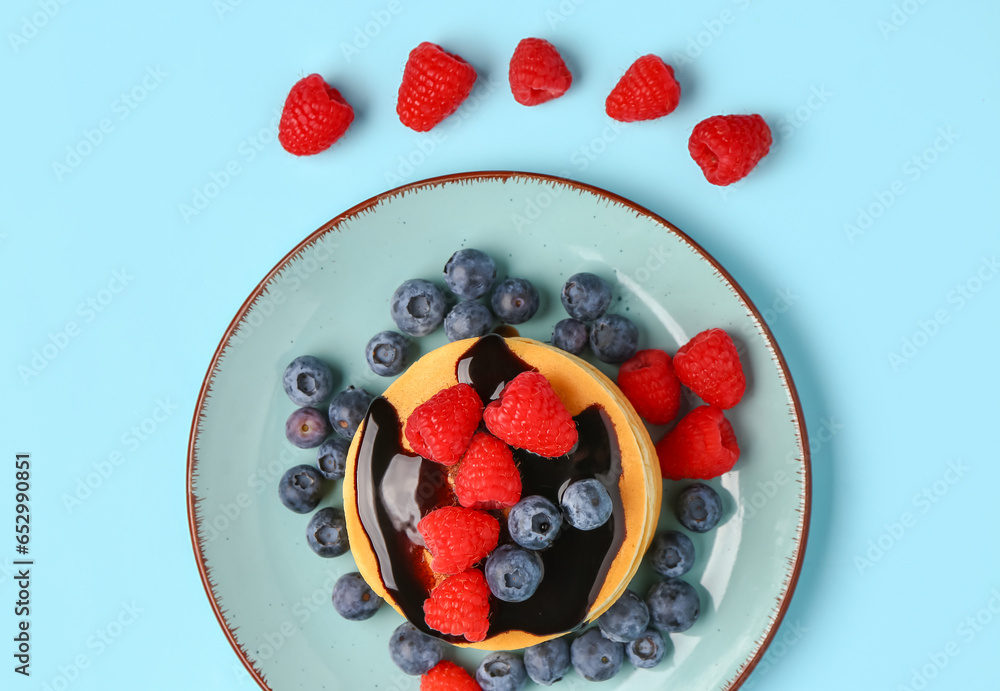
[[187, 171, 810, 690]]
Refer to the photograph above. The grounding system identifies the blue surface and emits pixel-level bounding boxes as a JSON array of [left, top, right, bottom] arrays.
[[2, 1, 998, 689]]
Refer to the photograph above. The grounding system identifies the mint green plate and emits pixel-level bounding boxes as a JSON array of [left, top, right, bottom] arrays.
[[187, 172, 809, 690]]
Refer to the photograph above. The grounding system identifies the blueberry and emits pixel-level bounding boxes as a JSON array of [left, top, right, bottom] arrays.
[[625, 628, 667, 669], [508, 495, 563, 550], [278, 464, 325, 514], [316, 436, 349, 480], [285, 407, 331, 449], [570, 628, 623, 682], [388, 622, 443, 676], [560, 479, 613, 531], [444, 248, 497, 300], [485, 544, 544, 603], [305, 507, 349, 557], [365, 330, 409, 376], [282, 356, 335, 407], [444, 300, 494, 341], [551, 318, 588, 355], [476, 651, 527, 691], [598, 589, 650, 643], [589, 314, 639, 363], [676, 483, 724, 533], [390, 279, 446, 336], [491, 278, 540, 324], [524, 637, 571, 686], [328, 386, 373, 440], [331, 572, 383, 621], [646, 578, 700, 633], [648, 530, 696, 578], [560, 272, 612, 321]]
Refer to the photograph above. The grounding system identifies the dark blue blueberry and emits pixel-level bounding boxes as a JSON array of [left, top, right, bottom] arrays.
[[589, 314, 639, 363], [444, 300, 494, 341], [476, 651, 527, 691], [524, 637, 571, 686], [551, 318, 588, 355], [328, 386, 372, 440], [285, 407, 331, 449], [491, 278, 540, 325], [390, 279, 446, 336], [676, 483, 724, 533], [560, 272, 612, 321], [444, 248, 497, 300], [278, 464, 325, 514], [485, 544, 544, 603], [508, 495, 563, 550], [648, 530, 696, 578], [598, 589, 650, 643], [570, 628, 624, 682], [625, 628, 667, 669], [388, 622, 443, 676], [560, 478, 612, 531], [316, 435, 349, 480], [282, 356, 336, 407], [305, 507, 349, 557], [646, 578, 700, 633], [331, 572, 383, 621], [365, 330, 409, 377]]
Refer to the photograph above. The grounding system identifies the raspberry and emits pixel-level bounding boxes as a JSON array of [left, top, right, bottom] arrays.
[[417, 506, 499, 575], [278, 74, 354, 156], [508, 38, 572, 106], [605, 55, 681, 122], [454, 432, 522, 510], [397, 42, 477, 132], [405, 384, 483, 465], [421, 661, 482, 691], [483, 371, 578, 458], [656, 405, 740, 480], [673, 328, 746, 409], [688, 114, 772, 186], [617, 349, 682, 425], [423, 570, 491, 643]]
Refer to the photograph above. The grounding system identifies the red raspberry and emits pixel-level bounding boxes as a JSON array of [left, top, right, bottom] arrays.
[[397, 42, 477, 132], [421, 661, 481, 691], [688, 114, 772, 186], [605, 55, 681, 122], [417, 506, 499, 575], [278, 74, 354, 156], [673, 328, 746, 409], [508, 38, 572, 106], [617, 349, 682, 425], [405, 384, 483, 465], [483, 372, 578, 458], [423, 570, 491, 643], [454, 432, 522, 510], [656, 405, 740, 480]]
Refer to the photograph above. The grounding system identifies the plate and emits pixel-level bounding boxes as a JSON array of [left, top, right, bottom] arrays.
[[187, 171, 810, 690]]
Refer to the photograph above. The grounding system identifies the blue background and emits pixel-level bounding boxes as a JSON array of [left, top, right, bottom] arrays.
[[2, 0, 999, 689]]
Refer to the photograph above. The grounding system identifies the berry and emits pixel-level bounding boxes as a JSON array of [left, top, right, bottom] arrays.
[[675, 483, 724, 532], [507, 495, 562, 550], [524, 637, 570, 686], [617, 349, 682, 424], [597, 589, 650, 643], [508, 38, 572, 106], [391, 279, 447, 337], [282, 355, 335, 407], [656, 405, 739, 480], [551, 318, 588, 355], [285, 407, 331, 448], [689, 114, 772, 186], [625, 628, 667, 669], [316, 435, 349, 480], [417, 506, 499, 575], [306, 507, 349, 558], [445, 301, 494, 341], [277, 464, 325, 514], [673, 328, 746, 408], [560, 478, 612, 530], [560, 272, 612, 321], [366, 330, 409, 377], [397, 42, 477, 132], [444, 248, 496, 300], [328, 386, 373, 440], [589, 314, 638, 363], [405, 384, 484, 465], [647, 530, 696, 578], [389, 622, 444, 676], [423, 569, 491, 643], [490, 278, 540, 324], [454, 432, 522, 510], [483, 371, 578, 457], [570, 628, 624, 682], [476, 651, 527, 691], [278, 74, 354, 156], [421, 661, 481, 691], [646, 578, 700, 633], [331, 572, 383, 621], [484, 544, 544, 603], [605, 55, 680, 122]]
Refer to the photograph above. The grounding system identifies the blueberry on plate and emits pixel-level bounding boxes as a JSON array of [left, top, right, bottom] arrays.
[[597, 589, 650, 643], [508, 495, 563, 550], [388, 622, 443, 676], [524, 637, 570, 686], [647, 530, 696, 578], [444, 248, 497, 300], [285, 407, 331, 449], [560, 272, 612, 321], [444, 300, 494, 341], [589, 313, 639, 363], [485, 544, 544, 603], [646, 578, 700, 633], [491, 277, 540, 324], [476, 651, 527, 691], [551, 318, 588, 355], [570, 628, 624, 682], [278, 464, 325, 514], [305, 507, 349, 558], [365, 330, 409, 377], [560, 478, 613, 531], [675, 483, 724, 533], [282, 355, 335, 407], [625, 628, 668, 669], [316, 436, 349, 480], [328, 386, 373, 440], [390, 279, 446, 337], [331, 572, 383, 621]]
